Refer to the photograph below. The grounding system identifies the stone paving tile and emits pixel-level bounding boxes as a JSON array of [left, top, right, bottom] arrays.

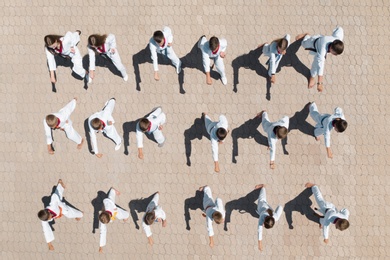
[[0, 0, 389, 259]]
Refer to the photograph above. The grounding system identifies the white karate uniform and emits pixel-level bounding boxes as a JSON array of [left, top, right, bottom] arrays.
[[41, 183, 83, 243], [256, 187, 283, 241], [141, 193, 167, 238], [99, 189, 130, 247], [263, 34, 291, 77], [136, 107, 166, 148], [204, 114, 228, 162], [198, 36, 228, 80], [149, 26, 181, 72], [88, 98, 122, 154], [88, 34, 128, 78], [261, 112, 289, 161], [203, 186, 225, 237], [309, 102, 345, 148], [301, 27, 344, 77], [311, 185, 350, 239], [43, 99, 82, 146], [45, 31, 86, 78]]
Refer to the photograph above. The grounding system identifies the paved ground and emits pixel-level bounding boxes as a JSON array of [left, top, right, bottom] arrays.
[[1, 0, 389, 259]]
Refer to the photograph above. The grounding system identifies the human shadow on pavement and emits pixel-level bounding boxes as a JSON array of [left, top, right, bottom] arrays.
[[180, 38, 220, 89], [129, 193, 156, 230], [224, 188, 260, 231], [282, 102, 315, 155], [122, 119, 139, 156], [90, 190, 108, 234], [279, 39, 311, 83], [47, 57, 86, 92], [232, 115, 268, 163], [231, 46, 273, 99], [132, 45, 178, 92], [82, 54, 122, 79], [184, 190, 204, 231], [83, 118, 94, 155], [184, 115, 210, 167], [284, 188, 320, 230]]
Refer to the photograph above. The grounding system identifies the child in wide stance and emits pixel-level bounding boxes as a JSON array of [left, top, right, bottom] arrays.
[[98, 187, 129, 253], [254, 184, 283, 251], [257, 110, 289, 169], [38, 179, 83, 251], [142, 192, 167, 246], [305, 182, 350, 244], [309, 102, 347, 158], [199, 185, 225, 248]]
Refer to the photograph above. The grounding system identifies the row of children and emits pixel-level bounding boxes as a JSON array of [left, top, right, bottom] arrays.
[[45, 98, 347, 171], [39, 180, 349, 252], [44, 27, 344, 92]]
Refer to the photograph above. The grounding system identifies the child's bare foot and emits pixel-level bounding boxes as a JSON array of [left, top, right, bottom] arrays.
[[202, 213, 206, 218], [315, 136, 320, 141], [58, 179, 66, 188], [308, 77, 315, 89], [295, 33, 308, 41], [154, 71, 160, 81], [202, 112, 206, 118], [319, 223, 323, 229], [258, 42, 267, 48], [305, 182, 315, 188], [255, 184, 265, 189], [123, 218, 128, 222], [198, 185, 206, 191], [75, 217, 81, 221], [77, 138, 84, 149]]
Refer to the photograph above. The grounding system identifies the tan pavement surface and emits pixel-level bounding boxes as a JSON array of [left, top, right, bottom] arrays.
[[1, 0, 389, 259]]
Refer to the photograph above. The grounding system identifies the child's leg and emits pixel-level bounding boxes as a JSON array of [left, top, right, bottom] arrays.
[[116, 207, 130, 220], [204, 115, 215, 134], [257, 188, 268, 214], [63, 204, 83, 219], [309, 103, 322, 123], [261, 112, 272, 132], [166, 47, 181, 70], [104, 125, 122, 145], [71, 47, 86, 78], [63, 119, 82, 144], [109, 51, 128, 78], [102, 98, 116, 115], [55, 182, 65, 200], [214, 56, 226, 79], [311, 185, 332, 214], [152, 129, 165, 145], [202, 186, 214, 210]]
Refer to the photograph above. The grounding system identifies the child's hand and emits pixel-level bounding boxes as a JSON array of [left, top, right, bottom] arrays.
[[96, 153, 103, 158], [258, 240, 263, 251], [324, 239, 329, 244], [70, 47, 75, 54], [50, 74, 56, 83], [270, 162, 275, 169], [47, 145, 54, 155], [167, 43, 172, 47], [110, 48, 116, 54], [99, 247, 103, 253], [326, 148, 333, 159], [158, 125, 163, 130], [162, 219, 167, 227], [108, 121, 113, 125], [270, 75, 276, 83], [220, 52, 226, 58]]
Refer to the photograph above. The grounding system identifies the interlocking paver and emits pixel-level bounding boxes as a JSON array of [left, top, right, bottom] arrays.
[[0, 0, 389, 259]]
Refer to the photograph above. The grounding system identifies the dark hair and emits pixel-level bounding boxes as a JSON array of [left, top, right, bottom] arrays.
[[337, 219, 350, 231], [212, 211, 223, 224], [333, 119, 348, 133], [144, 212, 156, 225], [276, 38, 288, 51], [216, 128, 227, 141], [153, 31, 164, 44], [91, 118, 102, 130], [139, 118, 151, 132], [99, 212, 111, 224], [275, 126, 288, 139], [88, 34, 108, 47], [38, 209, 50, 221], [44, 35, 62, 55], [331, 40, 344, 55], [209, 36, 220, 52], [264, 209, 275, 229]]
